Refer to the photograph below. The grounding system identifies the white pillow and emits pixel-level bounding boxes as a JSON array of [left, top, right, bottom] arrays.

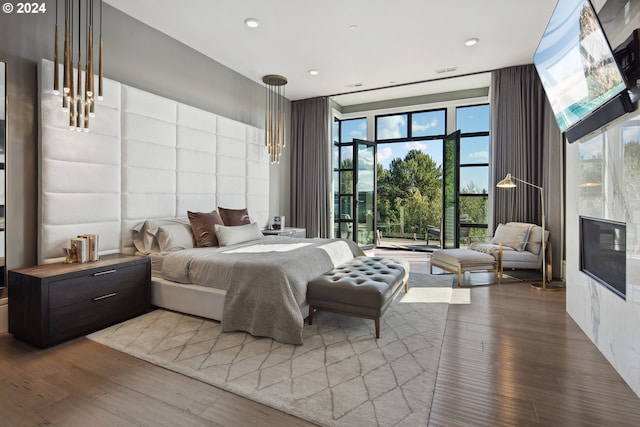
[[491, 223, 531, 251], [214, 222, 263, 246], [147, 223, 195, 253]]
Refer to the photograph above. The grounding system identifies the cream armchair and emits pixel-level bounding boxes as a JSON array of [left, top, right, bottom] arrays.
[[469, 222, 550, 276]]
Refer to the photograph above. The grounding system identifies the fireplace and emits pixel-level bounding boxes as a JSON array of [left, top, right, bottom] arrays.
[[579, 216, 627, 299]]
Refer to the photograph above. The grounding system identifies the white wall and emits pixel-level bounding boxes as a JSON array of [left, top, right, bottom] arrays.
[[1, 63, 5, 259], [0, 63, 4, 117], [565, 110, 640, 398]]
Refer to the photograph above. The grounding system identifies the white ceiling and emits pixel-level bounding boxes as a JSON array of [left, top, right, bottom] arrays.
[[104, 0, 564, 106]]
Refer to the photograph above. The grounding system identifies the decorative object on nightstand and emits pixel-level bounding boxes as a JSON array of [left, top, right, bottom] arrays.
[[8, 254, 151, 347], [496, 173, 560, 291], [70, 237, 88, 263], [65, 234, 100, 263], [82, 233, 100, 261], [272, 215, 285, 230], [262, 227, 306, 238]]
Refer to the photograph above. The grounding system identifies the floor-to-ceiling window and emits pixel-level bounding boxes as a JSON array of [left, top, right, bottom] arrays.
[[333, 117, 367, 240], [456, 104, 490, 244], [332, 99, 490, 250]]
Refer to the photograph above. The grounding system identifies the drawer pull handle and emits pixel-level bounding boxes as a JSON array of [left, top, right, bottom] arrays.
[[93, 292, 117, 301], [93, 269, 117, 276]]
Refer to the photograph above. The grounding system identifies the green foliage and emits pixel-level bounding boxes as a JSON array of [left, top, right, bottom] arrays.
[[460, 182, 488, 224], [376, 150, 488, 240], [377, 150, 443, 237], [460, 183, 489, 242]]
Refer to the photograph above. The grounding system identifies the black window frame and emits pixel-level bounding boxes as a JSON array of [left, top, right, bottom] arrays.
[[333, 117, 367, 239], [456, 103, 490, 237], [375, 108, 447, 143]]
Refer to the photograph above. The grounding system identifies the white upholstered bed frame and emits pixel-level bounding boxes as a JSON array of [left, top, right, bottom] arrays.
[[38, 59, 270, 320]]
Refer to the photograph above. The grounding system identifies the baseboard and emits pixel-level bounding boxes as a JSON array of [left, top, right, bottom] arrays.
[[0, 298, 7, 333]]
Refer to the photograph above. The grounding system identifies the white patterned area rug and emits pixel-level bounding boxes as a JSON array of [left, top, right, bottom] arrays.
[[88, 275, 450, 427], [410, 272, 470, 304]]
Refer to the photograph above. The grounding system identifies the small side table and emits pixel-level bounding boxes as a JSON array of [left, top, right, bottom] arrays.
[[262, 227, 307, 238]]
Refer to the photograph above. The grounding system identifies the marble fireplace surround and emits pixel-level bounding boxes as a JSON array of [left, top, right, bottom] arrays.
[[566, 110, 640, 398]]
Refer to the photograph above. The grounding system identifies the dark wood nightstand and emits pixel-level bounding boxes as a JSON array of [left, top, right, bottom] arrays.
[[8, 254, 151, 347]]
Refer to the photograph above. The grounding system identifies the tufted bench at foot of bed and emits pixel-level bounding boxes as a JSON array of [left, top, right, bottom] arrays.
[[307, 256, 410, 339]]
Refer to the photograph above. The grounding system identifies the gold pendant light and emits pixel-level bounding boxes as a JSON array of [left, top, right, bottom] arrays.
[[53, 0, 59, 95], [54, 0, 103, 132], [262, 74, 287, 164]]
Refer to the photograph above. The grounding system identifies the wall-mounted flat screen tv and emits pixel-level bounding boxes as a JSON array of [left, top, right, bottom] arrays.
[[579, 216, 626, 299], [533, 0, 634, 143]]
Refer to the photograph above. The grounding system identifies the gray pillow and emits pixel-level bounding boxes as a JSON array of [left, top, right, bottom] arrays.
[[131, 218, 190, 254], [491, 223, 532, 251], [506, 222, 544, 254], [130, 220, 148, 253], [147, 223, 195, 253]]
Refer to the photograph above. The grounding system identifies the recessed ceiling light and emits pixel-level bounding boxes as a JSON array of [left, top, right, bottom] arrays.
[[308, 69, 319, 76], [244, 18, 260, 28], [349, 25, 358, 30], [464, 38, 479, 46]]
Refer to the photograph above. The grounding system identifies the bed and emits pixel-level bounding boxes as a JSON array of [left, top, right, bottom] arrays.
[[131, 218, 363, 344]]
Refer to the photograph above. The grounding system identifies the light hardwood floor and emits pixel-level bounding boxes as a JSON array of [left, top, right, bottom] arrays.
[[2, 250, 640, 426]]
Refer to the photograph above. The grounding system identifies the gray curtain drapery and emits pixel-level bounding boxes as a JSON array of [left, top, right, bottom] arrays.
[[490, 64, 564, 278], [290, 97, 331, 238]]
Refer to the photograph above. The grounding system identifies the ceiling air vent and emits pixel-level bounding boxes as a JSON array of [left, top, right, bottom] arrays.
[[436, 67, 458, 74]]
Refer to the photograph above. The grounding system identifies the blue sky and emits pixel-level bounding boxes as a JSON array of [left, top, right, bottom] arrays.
[[377, 140, 443, 169]]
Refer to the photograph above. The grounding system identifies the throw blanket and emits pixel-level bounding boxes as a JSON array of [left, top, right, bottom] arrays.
[[468, 242, 504, 259], [161, 237, 364, 344]]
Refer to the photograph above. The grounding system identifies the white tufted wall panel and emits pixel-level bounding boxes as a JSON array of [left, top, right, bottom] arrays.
[[246, 126, 269, 228], [39, 59, 122, 263], [176, 104, 217, 216], [120, 86, 177, 252], [216, 116, 247, 210], [39, 59, 269, 263]]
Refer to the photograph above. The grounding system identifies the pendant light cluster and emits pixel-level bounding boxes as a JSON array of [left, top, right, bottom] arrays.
[[262, 74, 287, 164], [53, 0, 104, 132]]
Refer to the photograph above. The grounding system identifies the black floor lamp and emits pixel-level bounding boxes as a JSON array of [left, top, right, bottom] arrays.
[[496, 173, 561, 291]]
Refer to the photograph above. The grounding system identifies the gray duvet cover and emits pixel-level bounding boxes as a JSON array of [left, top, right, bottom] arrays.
[[161, 237, 364, 344]]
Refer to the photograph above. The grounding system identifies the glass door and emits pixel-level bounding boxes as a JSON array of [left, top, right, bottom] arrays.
[[441, 131, 460, 248], [355, 139, 376, 247], [335, 148, 354, 241]]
